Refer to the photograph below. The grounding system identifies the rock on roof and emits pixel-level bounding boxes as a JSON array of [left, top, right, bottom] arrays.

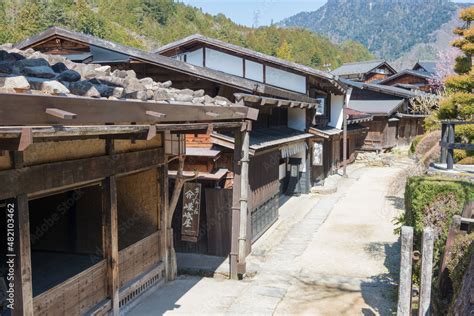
[[0, 44, 233, 106], [332, 60, 394, 76]]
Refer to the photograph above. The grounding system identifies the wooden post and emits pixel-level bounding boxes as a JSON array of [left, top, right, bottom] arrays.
[[230, 129, 242, 280], [397, 226, 414, 316], [12, 194, 34, 316], [440, 123, 447, 164], [342, 88, 352, 177], [447, 123, 455, 170], [238, 122, 250, 275], [102, 139, 119, 315], [419, 227, 435, 316], [159, 163, 170, 280], [440, 215, 461, 278]]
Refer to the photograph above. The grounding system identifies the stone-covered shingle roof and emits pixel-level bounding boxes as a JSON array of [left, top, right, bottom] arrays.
[[0, 44, 234, 106]]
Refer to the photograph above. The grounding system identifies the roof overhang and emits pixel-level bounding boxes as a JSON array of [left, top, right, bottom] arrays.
[[234, 93, 321, 109]]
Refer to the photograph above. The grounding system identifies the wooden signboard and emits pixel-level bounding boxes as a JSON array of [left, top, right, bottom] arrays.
[[181, 182, 202, 242]]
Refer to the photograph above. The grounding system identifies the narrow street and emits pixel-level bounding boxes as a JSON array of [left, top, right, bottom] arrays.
[[128, 162, 408, 316]]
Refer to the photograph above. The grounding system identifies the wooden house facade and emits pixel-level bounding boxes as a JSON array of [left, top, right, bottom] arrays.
[[153, 34, 353, 249], [341, 79, 425, 151], [379, 69, 436, 92], [0, 47, 257, 315]]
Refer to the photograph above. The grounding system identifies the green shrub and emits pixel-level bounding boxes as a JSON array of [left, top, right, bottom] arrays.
[[453, 149, 467, 162], [404, 176, 474, 247]]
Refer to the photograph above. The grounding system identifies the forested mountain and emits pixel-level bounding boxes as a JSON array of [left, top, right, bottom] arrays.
[[280, 0, 467, 61], [0, 0, 373, 70]]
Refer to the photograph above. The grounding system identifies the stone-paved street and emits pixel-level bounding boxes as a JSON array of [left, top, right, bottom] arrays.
[[128, 163, 408, 315]]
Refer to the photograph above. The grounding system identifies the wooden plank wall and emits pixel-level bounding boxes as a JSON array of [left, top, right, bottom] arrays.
[[118, 231, 161, 288], [33, 260, 107, 316], [205, 188, 233, 256]]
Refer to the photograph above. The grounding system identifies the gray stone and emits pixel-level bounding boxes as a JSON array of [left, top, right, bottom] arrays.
[[146, 89, 154, 100], [173, 93, 194, 102], [126, 70, 136, 79], [154, 89, 171, 101], [112, 69, 128, 78], [0, 76, 30, 91], [124, 78, 145, 94], [215, 100, 228, 106], [139, 77, 155, 89], [95, 65, 111, 76], [51, 62, 68, 73], [193, 89, 205, 97], [56, 70, 81, 82], [0, 50, 24, 63], [192, 97, 205, 104], [95, 84, 124, 98], [180, 88, 194, 95], [69, 80, 101, 98], [0, 63, 13, 74], [204, 95, 215, 104], [161, 80, 172, 88], [17, 58, 49, 68], [22, 66, 56, 79], [29, 79, 70, 95]]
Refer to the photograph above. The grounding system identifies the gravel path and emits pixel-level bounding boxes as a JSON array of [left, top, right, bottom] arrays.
[[128, 164, 407, 315]]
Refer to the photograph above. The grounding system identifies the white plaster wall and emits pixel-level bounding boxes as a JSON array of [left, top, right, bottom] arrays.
[[288, 108, 306, 131], [330, 94, 344, 129]]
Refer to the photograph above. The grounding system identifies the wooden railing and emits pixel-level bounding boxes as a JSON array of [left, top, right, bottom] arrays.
[[440, 120, 474, 169]]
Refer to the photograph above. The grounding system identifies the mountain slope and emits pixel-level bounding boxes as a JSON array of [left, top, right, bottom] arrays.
[[0, 0, 373, 70], [280, 0, 462, 60]]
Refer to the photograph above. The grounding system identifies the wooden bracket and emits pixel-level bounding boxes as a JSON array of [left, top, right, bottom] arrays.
[[18, 127, 33, 151], [146, 111, 167, 118], [206, 124, 214, 136], [147, 125, 157, 140], [45, 108, 77, 119]]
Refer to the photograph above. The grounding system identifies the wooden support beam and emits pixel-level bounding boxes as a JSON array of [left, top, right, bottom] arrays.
[[0, 148, 164, 200], [18, 128, 32, 152], [206, 124, 214, 136], [102, 174, 119, 315], [45, 108, 77, 120], [447, 124, 455, 170]]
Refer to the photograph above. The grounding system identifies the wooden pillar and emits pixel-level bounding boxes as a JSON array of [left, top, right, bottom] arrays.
[[158, 163, 169, 279], [102, 140, 119, 315], [8, 151, 33, 316], [447, 123, 455, 170], [12, 194, 34, 316], [419, 227, 434, 316], [342, 88, 352, 177], [238, 123, 250, 275], [440, 123, 447, 164], [230, 129, 242, 280], [397, 226, 413, 316]]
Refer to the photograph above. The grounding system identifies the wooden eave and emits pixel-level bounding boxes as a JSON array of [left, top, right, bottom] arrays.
[[168, 168, 228, 181], [234, 93, 321, 109], [0, 93, 258, 126]]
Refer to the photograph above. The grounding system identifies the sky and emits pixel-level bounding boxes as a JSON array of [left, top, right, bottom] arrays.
[[180, 0, 474, 27]]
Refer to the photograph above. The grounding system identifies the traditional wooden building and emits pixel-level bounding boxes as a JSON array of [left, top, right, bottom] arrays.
[[0, 47, 257, 315], [15, 29, 353, 273], [332, 60, 397, 83], [341, 79, 425, 151], [153, 34, 354, 247], [379, 68, 436, 92]]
